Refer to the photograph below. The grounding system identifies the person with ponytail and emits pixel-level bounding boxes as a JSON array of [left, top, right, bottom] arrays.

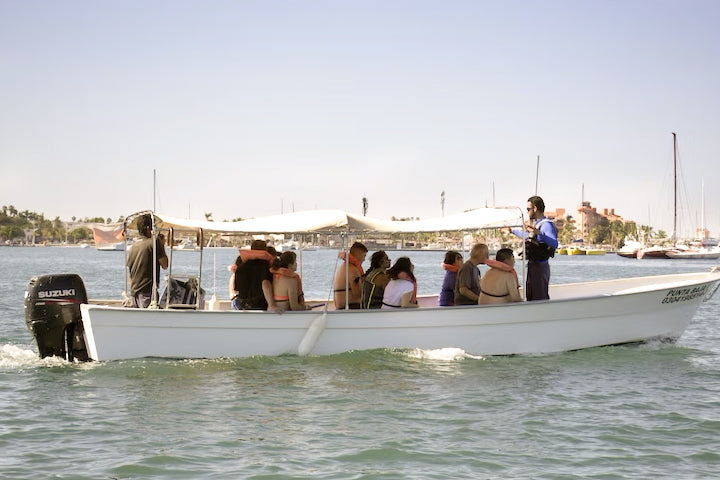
[[271, 251, 309, 312]]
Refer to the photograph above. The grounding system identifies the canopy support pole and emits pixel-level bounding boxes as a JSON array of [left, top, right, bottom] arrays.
[[149, 213, 159, 309], [197, 228, 204, 310], [344, 227, 350, 309]]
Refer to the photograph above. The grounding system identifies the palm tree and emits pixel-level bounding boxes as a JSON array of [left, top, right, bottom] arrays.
[[558, 215, 576, 244], [52, 217, 67, 242]]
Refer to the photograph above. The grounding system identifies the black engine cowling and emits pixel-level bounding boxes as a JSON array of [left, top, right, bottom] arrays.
[[25, 274, 90, 362]]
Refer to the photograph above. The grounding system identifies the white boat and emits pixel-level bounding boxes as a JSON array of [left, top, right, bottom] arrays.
[[96, 242, 125, 251], [638, 133, 681, 260], [78, 268, 719, 360], [616, 239, 643, 258], [666, 248, 720, 260], [173, 238, 200, 251], [25, 208, 720, 362], [666, 181, 720, 259]]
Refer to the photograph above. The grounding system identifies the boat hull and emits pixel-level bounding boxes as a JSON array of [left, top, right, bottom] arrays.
[[637, 247, 673, 259], [80, 271, 720, 361], [666, 251, 720, 260], [96, 242, 124, 251]]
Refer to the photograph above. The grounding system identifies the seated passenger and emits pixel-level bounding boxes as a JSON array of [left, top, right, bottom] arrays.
[[271, 251, 309, 312], [382, 257, 418, 309], [333, 242, 368, 309], [362, 250, 391, 309], [454, 243, 488, 305], [439, 250, 463, 306], [479, 248, 521, 304], [232, 240, 277, 311]]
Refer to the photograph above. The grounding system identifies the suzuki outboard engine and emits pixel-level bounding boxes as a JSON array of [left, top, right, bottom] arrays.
[[25, 274, 90, 362]]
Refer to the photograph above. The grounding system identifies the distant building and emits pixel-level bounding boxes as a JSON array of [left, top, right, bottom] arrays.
[[576, 201, 630, 241], [544, 208, 566, 230], [696, 227, 710, 242]]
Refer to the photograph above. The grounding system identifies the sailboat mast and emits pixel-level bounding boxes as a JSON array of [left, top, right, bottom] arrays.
[[701, 179, 705, 240], [672, 132, 677, 244]]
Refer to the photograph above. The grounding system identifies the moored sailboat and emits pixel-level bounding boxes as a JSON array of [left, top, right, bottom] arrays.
[[666, 245, 720, 260], [637, 132, 681, 259], [666, 180, 720, 259]]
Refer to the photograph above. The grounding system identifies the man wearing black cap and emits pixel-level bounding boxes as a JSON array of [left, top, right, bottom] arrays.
[[126, 213, 168, 308]]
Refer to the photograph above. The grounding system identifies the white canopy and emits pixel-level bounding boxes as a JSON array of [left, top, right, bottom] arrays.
[[126, 207, 524, 235]]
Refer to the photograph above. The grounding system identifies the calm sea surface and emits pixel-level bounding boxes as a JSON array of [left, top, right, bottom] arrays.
[[1, 247, 719, 479]]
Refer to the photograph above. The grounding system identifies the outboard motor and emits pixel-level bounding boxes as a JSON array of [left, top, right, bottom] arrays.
[[25, 274, 90, 362]]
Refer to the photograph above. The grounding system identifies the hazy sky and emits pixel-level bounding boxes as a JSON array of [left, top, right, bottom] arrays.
[[1, 0, 719, 237]]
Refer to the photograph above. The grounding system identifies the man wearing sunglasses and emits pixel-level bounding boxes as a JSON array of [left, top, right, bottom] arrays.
[[509, 196, 558, 301]]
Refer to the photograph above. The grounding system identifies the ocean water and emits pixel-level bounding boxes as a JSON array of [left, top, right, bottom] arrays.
[[1, 247, 719, 479]]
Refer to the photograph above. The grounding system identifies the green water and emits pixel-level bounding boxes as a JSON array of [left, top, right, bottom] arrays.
[[1, 247, 719, 479]]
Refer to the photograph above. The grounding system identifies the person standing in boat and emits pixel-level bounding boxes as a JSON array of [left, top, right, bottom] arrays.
[[381, 257, 418, 309], [233, 240, 277, 311], [454, 243, 489, 305], [126, 213, 168, 308], [508, 195, 557, 301], [479, 248, 521, 304], [333, 241, 368, 309], [439, 250, 463, 306], [361, 250, 391, 309]]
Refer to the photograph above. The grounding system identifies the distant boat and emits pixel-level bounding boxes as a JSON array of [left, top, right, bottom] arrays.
[[96, 242, 125, 251], [566, 246, 585, 255], [637, 246, 672, 259], [666, 247, 720, 260], [93, 225, 126, 251], [617, 239, 643, 258], [173, 238, 199, 251], [583, 248, 606, 256], [666, 181, 720, 259]]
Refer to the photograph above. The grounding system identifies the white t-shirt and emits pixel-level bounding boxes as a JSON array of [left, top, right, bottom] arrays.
[[381, 279, 414, 308]]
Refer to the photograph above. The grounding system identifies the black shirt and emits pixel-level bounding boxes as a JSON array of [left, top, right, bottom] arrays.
[[234, 259, 272, 310]]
